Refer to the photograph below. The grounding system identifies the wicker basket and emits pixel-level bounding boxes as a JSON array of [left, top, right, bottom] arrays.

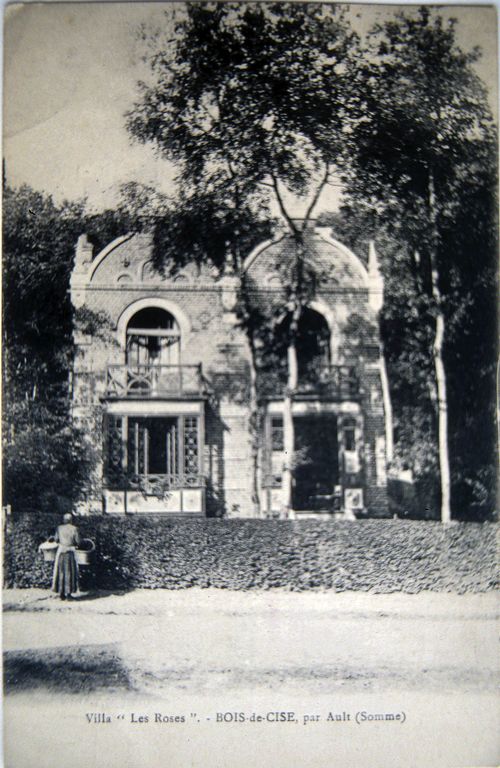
[[75, 539, 95, 566], [39, 538, 58, 563]]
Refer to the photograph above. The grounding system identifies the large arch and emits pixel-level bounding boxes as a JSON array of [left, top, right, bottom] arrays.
[[116, 297, 191, 350], [242, 234, 286, 273], [314, 228, 369, 284], [243, 229, 368, 283], [88, 234, 134, 281]]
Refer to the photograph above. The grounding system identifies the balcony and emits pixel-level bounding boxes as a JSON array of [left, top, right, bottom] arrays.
[[103, 473, 206, 514], [126, 473, 205, 493], [105, 364, 205, 399], [258, 364, 360, 400]]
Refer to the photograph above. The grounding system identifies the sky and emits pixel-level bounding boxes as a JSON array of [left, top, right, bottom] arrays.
[[4, 2, 498, 217]]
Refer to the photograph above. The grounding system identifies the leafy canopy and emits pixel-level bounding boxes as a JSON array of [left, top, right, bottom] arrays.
[[347, 7, 495, 225], [127, 3, 359, 232]]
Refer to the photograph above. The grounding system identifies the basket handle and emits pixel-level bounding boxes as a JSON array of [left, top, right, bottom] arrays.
[[79, 538, 95, 553]]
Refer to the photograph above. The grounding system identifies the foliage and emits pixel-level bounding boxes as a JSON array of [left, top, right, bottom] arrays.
[[320, 176, 497, 519], [4, 6, 496, 521], [3, 186, 85, 396], [5, 514, 498, 592], [73, 306, 118, 346], [126, 2, 360, 282], [2, 184, 145, 512], [150, 191, 272, 275], [126, 3, 363, 512], [3, 399, 97, 514], [339, 7, 497, 517], [127, 3, 359, 205], [2, 184, 153, 392], [348, 8, 494, 211]]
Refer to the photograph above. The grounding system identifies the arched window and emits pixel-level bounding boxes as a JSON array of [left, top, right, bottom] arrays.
[[126, 307, 180, 367], [267, 307, 331, 388], [295, 307, 330, 381]]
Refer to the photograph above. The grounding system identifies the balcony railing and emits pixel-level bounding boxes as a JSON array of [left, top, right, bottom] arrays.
[[128, 473, 205, 495], [105, 364, 204, 398], [106, 473, 206, 494], [258, 364, 360, 399]]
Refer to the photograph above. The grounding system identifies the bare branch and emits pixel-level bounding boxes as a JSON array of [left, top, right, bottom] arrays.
[[269, 173, 297, 235], [303, 163, 331, 226]]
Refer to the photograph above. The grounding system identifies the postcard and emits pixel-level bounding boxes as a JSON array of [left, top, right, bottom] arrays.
[[3, 3, 498, 766]]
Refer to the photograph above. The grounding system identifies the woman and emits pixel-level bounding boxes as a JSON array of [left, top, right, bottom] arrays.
[[52, 513, 80, 600]]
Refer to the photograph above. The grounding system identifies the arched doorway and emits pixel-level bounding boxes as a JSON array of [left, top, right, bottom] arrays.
[[294, 307, 331, 385], [263, 307, 339, 511], [262, 306, 331, 392]]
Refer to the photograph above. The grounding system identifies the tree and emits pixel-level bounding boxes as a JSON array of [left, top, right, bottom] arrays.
[[438, 133, 497, 520], [3, 185, 84, 400], [2, 183, 151, 512], [344, 7, 497, 522], [127, 2, 360, 515], [318, 208, 439, 495]]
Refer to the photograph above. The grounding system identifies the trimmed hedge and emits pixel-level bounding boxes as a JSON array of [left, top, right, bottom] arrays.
[[3, 514, 498, 593]]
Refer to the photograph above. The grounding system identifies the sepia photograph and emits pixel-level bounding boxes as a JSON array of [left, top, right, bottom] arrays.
[[2, 2, 499, 766]]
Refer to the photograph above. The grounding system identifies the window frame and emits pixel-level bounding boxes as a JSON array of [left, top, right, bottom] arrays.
[[104, 413, 202, 487]]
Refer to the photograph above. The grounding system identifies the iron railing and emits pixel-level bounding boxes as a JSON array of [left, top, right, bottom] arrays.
[[259, 364, 360, 399], [106, 473, 206, 495], [105, 364, 204, 398]]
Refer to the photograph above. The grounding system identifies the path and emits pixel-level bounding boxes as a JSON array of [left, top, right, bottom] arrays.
[[3, 588, 499, 767]]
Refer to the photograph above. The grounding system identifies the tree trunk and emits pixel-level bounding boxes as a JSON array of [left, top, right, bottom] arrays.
[[268, 174, 327, 518], [281, 332, 298, 517], [428, 170, 451, 523], [432, 305, 451, 522], [232, 231, 261, 518], [379, 342, 394, 465], [248, 333, 261, 517]]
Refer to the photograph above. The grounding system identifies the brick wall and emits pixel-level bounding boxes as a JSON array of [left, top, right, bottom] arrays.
[[70, 231, 389, 517]]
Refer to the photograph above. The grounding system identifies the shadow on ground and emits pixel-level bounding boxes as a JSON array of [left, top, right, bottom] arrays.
[[4, 644, 134, 694], [3, 590, 132, 612]]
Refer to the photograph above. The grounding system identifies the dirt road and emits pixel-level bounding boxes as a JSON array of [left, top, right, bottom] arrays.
[[3, 589, 499, 767]]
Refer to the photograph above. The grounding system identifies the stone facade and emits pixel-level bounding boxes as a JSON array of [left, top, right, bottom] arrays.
[[70, 222, 388, 518]]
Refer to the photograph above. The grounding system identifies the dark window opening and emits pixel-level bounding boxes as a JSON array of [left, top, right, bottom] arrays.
[[105, 415, 200, 486], [343, 418, 356, 452], [295, 308, 331, 381], [271, 417, 284, 451], [261, 307, 331, 389], [126, 307, 180, 367]]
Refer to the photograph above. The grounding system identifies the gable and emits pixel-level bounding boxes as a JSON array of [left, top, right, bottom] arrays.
[[243, 228, 368, 291], [87, 234, 219, 286]]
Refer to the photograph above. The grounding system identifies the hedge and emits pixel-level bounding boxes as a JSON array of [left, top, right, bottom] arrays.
[[4, 514, 498, 593]]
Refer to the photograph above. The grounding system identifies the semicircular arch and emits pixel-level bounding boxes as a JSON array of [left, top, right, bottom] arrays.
[[116, 297, 191, 350]]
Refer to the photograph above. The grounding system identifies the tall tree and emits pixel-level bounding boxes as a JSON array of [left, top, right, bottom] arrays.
[[345, 7, 497, 522], [3, 185, 85, 399], [2, 184, 151, 512], [127, 2, 359, 515]]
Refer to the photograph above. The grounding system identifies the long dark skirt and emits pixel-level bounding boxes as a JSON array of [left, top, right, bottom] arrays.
[[52, 551, 78, 596]]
